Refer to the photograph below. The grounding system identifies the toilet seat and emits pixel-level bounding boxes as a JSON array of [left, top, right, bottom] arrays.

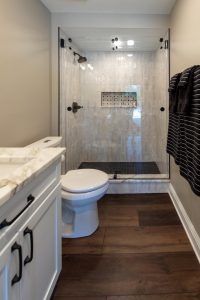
[[62, 182, 109, 202], [61, 169, 109, 193]]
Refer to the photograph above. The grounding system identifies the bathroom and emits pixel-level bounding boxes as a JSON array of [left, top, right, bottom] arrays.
[[1, 0, 200, 299]]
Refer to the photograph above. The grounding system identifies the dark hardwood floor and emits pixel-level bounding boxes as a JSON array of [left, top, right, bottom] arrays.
[[51, 194, 200, 300]]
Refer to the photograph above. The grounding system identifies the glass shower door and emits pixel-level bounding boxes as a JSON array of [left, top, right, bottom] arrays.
[[60, 38, 169, 179]]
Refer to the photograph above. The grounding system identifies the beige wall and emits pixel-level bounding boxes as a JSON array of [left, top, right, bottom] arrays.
[[0, 0, 51, 147], [170, 0, 200, 233]]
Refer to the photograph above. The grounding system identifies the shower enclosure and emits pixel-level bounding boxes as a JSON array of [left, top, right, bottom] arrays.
[[59, 29, 169, 179]]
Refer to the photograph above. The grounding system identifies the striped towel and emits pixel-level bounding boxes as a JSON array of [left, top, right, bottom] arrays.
[[177, 66, 199, 114], [168, 73, 181, 113], [167, 65, 200, 196]]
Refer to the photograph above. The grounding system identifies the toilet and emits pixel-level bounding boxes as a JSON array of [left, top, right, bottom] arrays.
[[26, 137, 109, 238], [61, 169, 109, 238]]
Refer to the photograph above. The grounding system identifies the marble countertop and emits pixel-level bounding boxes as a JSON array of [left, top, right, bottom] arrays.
[[0, 147, 65, 208]]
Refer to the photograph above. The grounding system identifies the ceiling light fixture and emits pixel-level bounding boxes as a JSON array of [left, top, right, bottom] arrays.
[[127, 54, 133, 57], [127, 40, 135, 46], [111, 37, 121, 50]]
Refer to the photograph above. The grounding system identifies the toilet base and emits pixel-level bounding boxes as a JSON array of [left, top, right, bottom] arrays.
[[62, 202, 99, 238]]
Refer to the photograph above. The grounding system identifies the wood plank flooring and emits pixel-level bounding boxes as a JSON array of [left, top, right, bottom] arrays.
[[51, 194, 200, 300]]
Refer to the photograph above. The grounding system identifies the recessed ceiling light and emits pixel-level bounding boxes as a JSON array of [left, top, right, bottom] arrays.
[[127, 40, 135, 46], [127, 54, 133, 57]]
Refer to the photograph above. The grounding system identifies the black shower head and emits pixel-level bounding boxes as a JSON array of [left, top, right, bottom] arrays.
[[74, 52, 87, 64], [78, 56, 87, 63]]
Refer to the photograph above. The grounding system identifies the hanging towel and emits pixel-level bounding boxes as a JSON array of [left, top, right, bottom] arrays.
[[177, 66, 199, 114], [168, 73, 181, 113], [167, 65, 200, 196], [167, 112, 181, 165]]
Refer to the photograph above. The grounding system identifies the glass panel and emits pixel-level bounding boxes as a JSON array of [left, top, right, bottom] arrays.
[[60, 30, 169, 179]]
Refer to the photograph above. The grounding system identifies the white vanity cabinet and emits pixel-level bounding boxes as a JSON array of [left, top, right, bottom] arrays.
[[0, 160, 62, 300], [0, 233, 21, 300]]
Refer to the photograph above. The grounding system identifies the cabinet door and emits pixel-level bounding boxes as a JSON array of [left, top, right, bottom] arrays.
[[0, 234, 21, 300], [20, 185, 61, 300]]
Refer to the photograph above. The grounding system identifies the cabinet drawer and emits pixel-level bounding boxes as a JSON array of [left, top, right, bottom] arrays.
[[0, 161, 60, 248]]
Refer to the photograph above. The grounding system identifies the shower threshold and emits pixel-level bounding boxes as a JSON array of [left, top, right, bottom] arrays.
[[78, 162, 160, 176]]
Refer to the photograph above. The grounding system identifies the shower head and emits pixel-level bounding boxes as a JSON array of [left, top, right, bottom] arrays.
[[78, 56, 87, 63], [74, 52, 87, 63]]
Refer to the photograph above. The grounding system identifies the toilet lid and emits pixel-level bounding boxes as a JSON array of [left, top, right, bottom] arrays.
[[61, 169, 109, 193]]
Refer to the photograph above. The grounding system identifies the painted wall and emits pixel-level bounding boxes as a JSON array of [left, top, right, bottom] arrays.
[[0, 0, 51, 147], [170, 0, 200, 233]]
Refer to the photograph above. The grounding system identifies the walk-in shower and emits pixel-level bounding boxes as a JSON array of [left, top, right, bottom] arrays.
[[59, 28, 169, 180]]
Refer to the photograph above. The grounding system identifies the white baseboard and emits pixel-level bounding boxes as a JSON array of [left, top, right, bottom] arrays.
[[168, 183, 200, 263]]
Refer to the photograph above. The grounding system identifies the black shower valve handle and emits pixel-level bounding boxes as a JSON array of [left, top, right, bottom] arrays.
[[67, 102, 83, 113]]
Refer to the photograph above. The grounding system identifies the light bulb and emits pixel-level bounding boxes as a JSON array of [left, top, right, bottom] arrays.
[[127, 40, 135, 46]]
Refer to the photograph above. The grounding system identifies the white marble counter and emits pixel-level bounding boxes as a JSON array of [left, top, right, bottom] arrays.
[[0, 147, 65, 207]]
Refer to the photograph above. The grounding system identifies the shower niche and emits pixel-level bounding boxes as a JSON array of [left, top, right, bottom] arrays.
[[101, 92, 137, 108]]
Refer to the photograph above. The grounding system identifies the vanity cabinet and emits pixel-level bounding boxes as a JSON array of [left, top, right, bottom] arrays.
[[0, 161, 62, 300], [0, 233, 20, 300]]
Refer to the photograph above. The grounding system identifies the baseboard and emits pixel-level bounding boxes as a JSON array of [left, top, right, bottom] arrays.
[[168, 184, 200, 263], [107, 179, 170, 194]]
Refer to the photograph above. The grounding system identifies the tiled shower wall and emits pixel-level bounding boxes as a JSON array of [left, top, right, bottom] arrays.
[[61, 45, 169, 175], [60, 34, 82, 171], [79, 51, 168, 172], [154, 46, 169, 174]]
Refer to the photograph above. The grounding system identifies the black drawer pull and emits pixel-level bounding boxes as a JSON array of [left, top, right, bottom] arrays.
[[24, 227, 34, 265], [11, 242, 22, 286], [0, 194, 35, 230]]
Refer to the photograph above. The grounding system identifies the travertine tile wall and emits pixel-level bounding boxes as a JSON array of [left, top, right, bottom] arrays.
[[79, 52, 167, 167], [154, 45, 169, 174], [60, 41, 82, 171]]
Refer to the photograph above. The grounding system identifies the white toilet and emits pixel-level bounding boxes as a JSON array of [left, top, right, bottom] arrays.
[[61, 169, 109, 238], [26, 137, 109, 238]]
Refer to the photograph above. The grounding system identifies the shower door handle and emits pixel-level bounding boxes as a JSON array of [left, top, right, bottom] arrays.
[[67, 102, 83, 113]]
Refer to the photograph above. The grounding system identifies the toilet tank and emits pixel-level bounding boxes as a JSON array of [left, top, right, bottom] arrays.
[[25, 136, 62, 149]]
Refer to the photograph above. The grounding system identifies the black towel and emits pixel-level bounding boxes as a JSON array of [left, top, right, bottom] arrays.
[[167, 65, 200, 196], [177, 66, 199, 115], [168, 73, 181, 113]]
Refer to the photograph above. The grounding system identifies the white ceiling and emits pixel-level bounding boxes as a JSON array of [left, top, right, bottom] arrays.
[[62, 27, 168, 52], [41, 0, 176, 14]]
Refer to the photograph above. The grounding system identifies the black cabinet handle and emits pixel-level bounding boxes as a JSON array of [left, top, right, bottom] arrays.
[[160, 107, 165, 112], [24, 227, 33, 265], [11, 242, 22, 286], [0, 195, 35, 230]]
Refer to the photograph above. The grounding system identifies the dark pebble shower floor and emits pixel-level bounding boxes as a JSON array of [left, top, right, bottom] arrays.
[[79, 162, 160, 174]]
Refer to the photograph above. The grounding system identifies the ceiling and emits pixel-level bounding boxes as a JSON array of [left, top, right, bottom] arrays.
[[41, 0, 176, 14]]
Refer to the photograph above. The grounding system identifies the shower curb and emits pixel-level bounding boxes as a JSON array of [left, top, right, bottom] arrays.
[[107, 179, 170, 194]]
